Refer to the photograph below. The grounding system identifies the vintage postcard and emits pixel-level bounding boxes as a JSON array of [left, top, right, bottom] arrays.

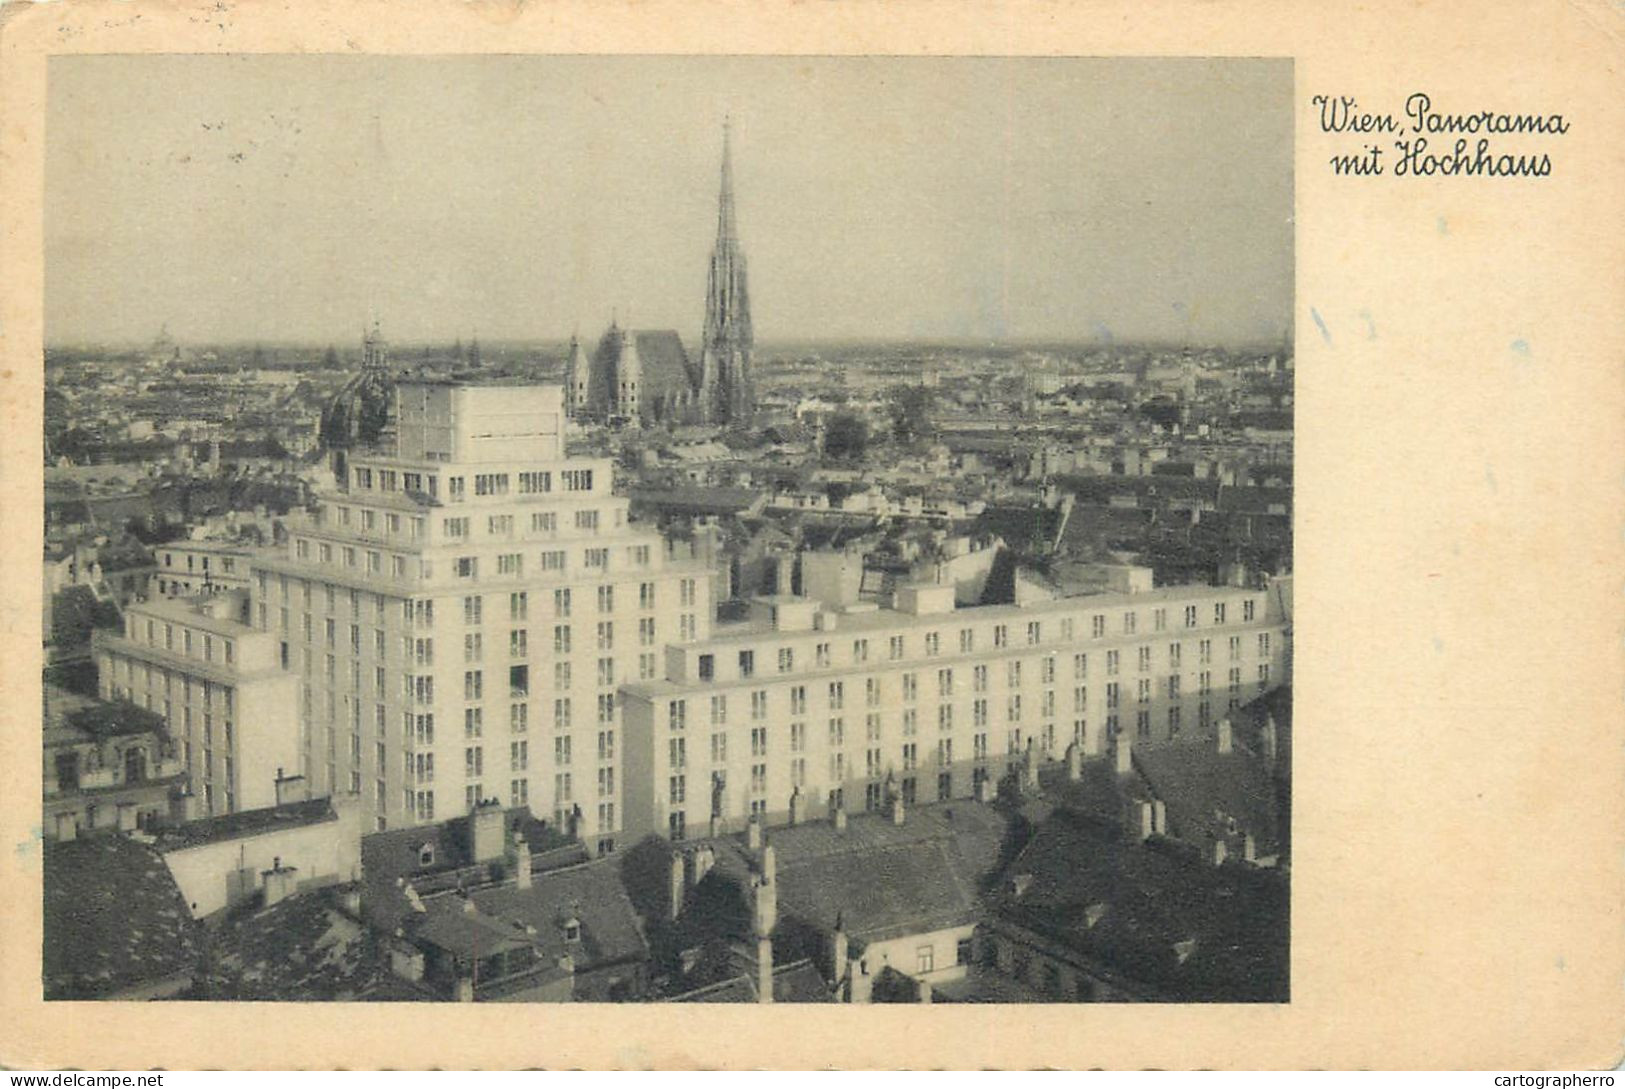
[[0, 0, 1620, 1072]]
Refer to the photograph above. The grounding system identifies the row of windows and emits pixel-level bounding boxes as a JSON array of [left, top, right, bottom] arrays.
[[668, 650, 1275, 729], [712, 605, 1267, 683], [125, 617, 238, 665], [439, 508, 632, 540]]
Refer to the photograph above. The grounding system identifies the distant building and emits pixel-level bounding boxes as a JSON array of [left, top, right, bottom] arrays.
[[152, 540, 253, 599], [569, 122, 754, 427]]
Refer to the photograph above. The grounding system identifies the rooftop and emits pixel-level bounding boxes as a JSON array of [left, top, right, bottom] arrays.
[[43, 835, 202, 999], [152, 797, 338, 852]]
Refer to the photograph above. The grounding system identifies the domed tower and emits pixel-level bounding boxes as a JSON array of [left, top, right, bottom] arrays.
[[318, 318, 396, 483]]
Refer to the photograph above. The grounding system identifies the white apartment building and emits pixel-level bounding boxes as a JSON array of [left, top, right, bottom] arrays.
[[95, 590, 300, 816], [620, 581, 1289, 843], [249, 382, 713, 847]]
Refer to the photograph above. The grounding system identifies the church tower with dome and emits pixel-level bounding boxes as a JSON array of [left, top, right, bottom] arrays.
[[319, 318, 396, 480]]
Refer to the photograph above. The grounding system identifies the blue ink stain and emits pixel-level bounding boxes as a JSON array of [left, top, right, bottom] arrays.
[[1436, 216, 1449, 235], [15, 825, 43, 857], [1360, 310, 1377, 340], [1310, 308, 1331, 344], [1511, 339, 1530, 356], [1093, 321, 1114, 346], [1432, 637, 1444, 654], [1485, 465, 1498, 494]]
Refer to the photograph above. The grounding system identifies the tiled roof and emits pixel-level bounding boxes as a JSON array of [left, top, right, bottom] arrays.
[[206, 885, 407, 1001], [1133, 736, 1283, 858], [461, 858, 650, 970], [700, 801, 1013, 945], [989, 810, 1288, 1002], [632, 331, 699, 399], [43, 836, 201, 999], [360, 806, 582, 932]]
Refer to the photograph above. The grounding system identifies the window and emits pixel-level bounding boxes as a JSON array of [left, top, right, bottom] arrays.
[[1185, 605, 1199, 628], [554, 625, 572, 654], [738, 649, 755, 678], [464, 671, 483, 700], [1027, 621, 1043, 645], [1244, 599, 1257, 622], [959, 629, 974, 653], [497, 553, 523, 576], [790, 686, 807, 715], [668, 699, 688, 731], [778, 648, 794, 673], [510, 665, 529, 697], [916, 945, 935, 974], [584, 548, 608, 569], [456, 556, 478, 579], [1258, 632, 1272, 655], [889, 636, 904, 660], [698, 654, 715, 681], [1215, 602, 1228, 624], [1138, 646, 1153, 672], [464, 708, 483, 738], [531, 511, 557, 533], [924, 632, 940, 657], [709, 694, 727, 725], [596, 622, 613, 651]]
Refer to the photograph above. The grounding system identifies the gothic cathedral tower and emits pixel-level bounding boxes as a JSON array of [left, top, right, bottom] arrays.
[[699, 119, 755, 426]]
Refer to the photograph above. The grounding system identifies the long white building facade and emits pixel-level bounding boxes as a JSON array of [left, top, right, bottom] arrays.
[[620, 580, 1289, 843]]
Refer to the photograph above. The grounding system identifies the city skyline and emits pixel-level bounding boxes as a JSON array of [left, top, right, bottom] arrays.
[[46, 56, 1292, 348]]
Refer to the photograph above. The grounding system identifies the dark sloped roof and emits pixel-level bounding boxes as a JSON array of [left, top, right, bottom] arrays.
[[206, 885, 406, 1001], [702, 802, 1013, 944], [973, 505, 1066, 554], [44, 836, 201, 999], [1133, 738, 1283, 857], [360, 807, 581, 932], [153, 798, 336, 851], [461, 858, 650, 971], [990, 810, 1288, 1002], [633, 331, 699, 399]]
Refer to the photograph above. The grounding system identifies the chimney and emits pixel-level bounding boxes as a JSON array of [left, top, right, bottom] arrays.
[[274, 769, 309, 806], [1211, 838, 1228, 867], [469, 800, 505, 863], [693, 845, 715, 886], [830, 916, 849, 991], [668, 849, 686, 920], [512, 833, 532, 890], [1136, 800, 1154, 842], [849, 955, 874, 1004], [757, 937, 774, 1005], [787, 786, 803, 826], [454, 976, 475, 1003], [1114, 733, 1134, 776], [262, 858, 299, 907], [890, 794, 905, 825], [1151, 799, 1167, 836], [746, 815, 763, 851], [1066, 742, 1082, 781], [1216, 718, 1233, 755]]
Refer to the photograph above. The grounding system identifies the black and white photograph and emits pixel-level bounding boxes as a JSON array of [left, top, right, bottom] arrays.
[[40, 55, 1293, 1006]]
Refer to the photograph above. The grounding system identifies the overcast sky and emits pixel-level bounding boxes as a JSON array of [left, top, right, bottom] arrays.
[[46, 56, 1291, 347]]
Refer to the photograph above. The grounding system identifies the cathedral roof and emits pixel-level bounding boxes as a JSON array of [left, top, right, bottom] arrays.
[[318, 368, 393, 451], [593, 328, 700, 401]]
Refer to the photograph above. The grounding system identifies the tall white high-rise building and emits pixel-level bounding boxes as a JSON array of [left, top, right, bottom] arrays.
[[251, 381, 713, 848]]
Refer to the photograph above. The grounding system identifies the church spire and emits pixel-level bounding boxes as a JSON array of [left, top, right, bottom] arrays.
[[717, 115, 738, 248], [700, 117, 754, 425]]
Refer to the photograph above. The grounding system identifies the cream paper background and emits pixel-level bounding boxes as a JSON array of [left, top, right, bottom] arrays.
[[1, 0, 1621, 1070]]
